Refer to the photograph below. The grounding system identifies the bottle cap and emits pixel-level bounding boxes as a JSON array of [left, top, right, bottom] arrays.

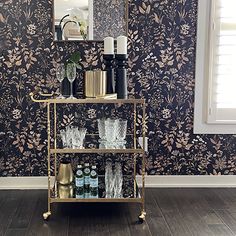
[[77, 164, 82, 168], [91, 165, 96, 169], [84, 163, 89, 167]]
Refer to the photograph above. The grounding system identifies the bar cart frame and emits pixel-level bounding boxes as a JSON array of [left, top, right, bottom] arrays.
[[30, 92, 147, 222]]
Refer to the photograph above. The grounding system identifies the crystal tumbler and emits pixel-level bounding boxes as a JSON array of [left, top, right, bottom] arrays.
[[97, 118, 106, 140], [105, 119, 118, 142], [116, 119, 127, 141]]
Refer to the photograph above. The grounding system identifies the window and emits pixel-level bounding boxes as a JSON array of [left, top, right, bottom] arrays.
[[194, 0, 236, 134]]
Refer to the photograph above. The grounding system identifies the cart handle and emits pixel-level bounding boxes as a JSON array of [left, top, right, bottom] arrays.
[[29, 90, 54, 103]]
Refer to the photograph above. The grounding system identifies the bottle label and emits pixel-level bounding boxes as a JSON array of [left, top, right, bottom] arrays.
[[84, 176, 90, 185], [76, 186, 84, 198], [90, 178, 98, 188], [90, 186, 98, 198], [76, 194, 84, 199], [75, 177, 84, 187]]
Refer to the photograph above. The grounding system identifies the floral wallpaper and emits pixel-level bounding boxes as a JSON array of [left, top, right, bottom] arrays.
[[0, 0, 236, 177], [93, 0, 127, 40]]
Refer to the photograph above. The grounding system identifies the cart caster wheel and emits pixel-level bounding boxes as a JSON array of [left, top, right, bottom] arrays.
[[138, 216, 144, 223], [43, 212, 51, 220], [138, 211, 146, 224]]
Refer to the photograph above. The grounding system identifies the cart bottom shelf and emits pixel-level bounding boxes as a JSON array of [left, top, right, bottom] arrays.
[[50, 175, 142, 203], [50, 198, 142, 203]]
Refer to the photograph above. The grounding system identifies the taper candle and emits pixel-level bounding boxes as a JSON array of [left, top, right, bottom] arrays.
[[104, 37, 114, 55], [117, 36, 127, 55]]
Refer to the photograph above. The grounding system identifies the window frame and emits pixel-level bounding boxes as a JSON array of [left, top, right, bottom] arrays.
[[194, 0, 236, 134]]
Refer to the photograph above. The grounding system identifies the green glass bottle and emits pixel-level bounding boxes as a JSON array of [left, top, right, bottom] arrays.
[[83, 163, 90, 198], [90, 165, 98, 198], [75, 164, 84, 198]]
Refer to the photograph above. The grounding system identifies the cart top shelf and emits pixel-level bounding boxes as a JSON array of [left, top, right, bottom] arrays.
[[29, 92, 145, 104]]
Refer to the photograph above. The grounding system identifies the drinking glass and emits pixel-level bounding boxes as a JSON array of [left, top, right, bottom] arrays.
[[113, 162, 123, 198], [71, 127, 79, 148], [66, 126, 73, 148], [56, 63, 65, 99], [71, 127, 87, 148], [105, 159, 114, 198], [105, 119, 118, 142], [116, 119, 127, 141], [78, 128, 87, 147], [97, 119, 106, 140], [60, 130, 67, 148], [66, 63, 76, 99]]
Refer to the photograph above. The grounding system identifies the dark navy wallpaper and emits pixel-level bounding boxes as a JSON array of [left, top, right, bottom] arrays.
[[0, 0, 236, 176]]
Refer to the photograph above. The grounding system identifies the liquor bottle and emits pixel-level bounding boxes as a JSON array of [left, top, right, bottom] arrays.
[[75, 164, 84, 198], [90, 165, 98, 198], [83, 163, 91, 198]]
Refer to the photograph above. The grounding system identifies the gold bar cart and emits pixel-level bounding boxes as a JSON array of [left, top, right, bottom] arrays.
[[30, 92, 147, 223]]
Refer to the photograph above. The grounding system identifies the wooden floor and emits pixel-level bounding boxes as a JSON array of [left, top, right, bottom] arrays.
[[1, 189, 236, 236]]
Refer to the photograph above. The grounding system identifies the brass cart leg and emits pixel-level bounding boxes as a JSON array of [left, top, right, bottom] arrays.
[[138, 152, 146, 223], [43, 102, 51, 220], [54, 103, 58, 198], [139, 102, 146, 223], [133, 104, 137, 196]]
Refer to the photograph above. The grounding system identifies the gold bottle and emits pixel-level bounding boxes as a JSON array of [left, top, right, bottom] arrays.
[[57, 160, 74, 185]]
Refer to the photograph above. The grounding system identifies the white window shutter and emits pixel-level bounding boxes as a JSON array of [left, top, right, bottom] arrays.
[[207, 0, 236, 124]]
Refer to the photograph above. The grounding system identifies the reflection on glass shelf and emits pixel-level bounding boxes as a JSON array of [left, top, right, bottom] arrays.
[[52, 176, 140, 200], [98, 139, 127, 149], [57, 136, 142, 150]]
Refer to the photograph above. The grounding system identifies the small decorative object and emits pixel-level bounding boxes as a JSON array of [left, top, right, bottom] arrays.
[[57, 159, 74, 185], [103, 37, 115, 94], [57, 8, 87, 40], [85, 70, 107, 98], [115, 36, 128, 99]]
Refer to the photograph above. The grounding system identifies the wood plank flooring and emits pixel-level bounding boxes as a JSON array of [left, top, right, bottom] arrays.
[[0, 189, 236, 236]]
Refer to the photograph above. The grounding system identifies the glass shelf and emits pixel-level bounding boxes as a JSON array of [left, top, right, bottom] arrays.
[[31, 95, 145, 104], [52, 137, 145, 154], [50, 148, 144, 154], [50, 175, 141, 203]]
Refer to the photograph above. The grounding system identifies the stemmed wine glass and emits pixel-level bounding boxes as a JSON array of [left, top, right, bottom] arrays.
[[55, 63, 65, 99], [66, 63, 76, 99]]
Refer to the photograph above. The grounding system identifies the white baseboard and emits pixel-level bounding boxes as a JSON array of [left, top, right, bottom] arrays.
[[0, 177, 51, 189], [0, 175, 236, 189], [136, 175, 236, 188]]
